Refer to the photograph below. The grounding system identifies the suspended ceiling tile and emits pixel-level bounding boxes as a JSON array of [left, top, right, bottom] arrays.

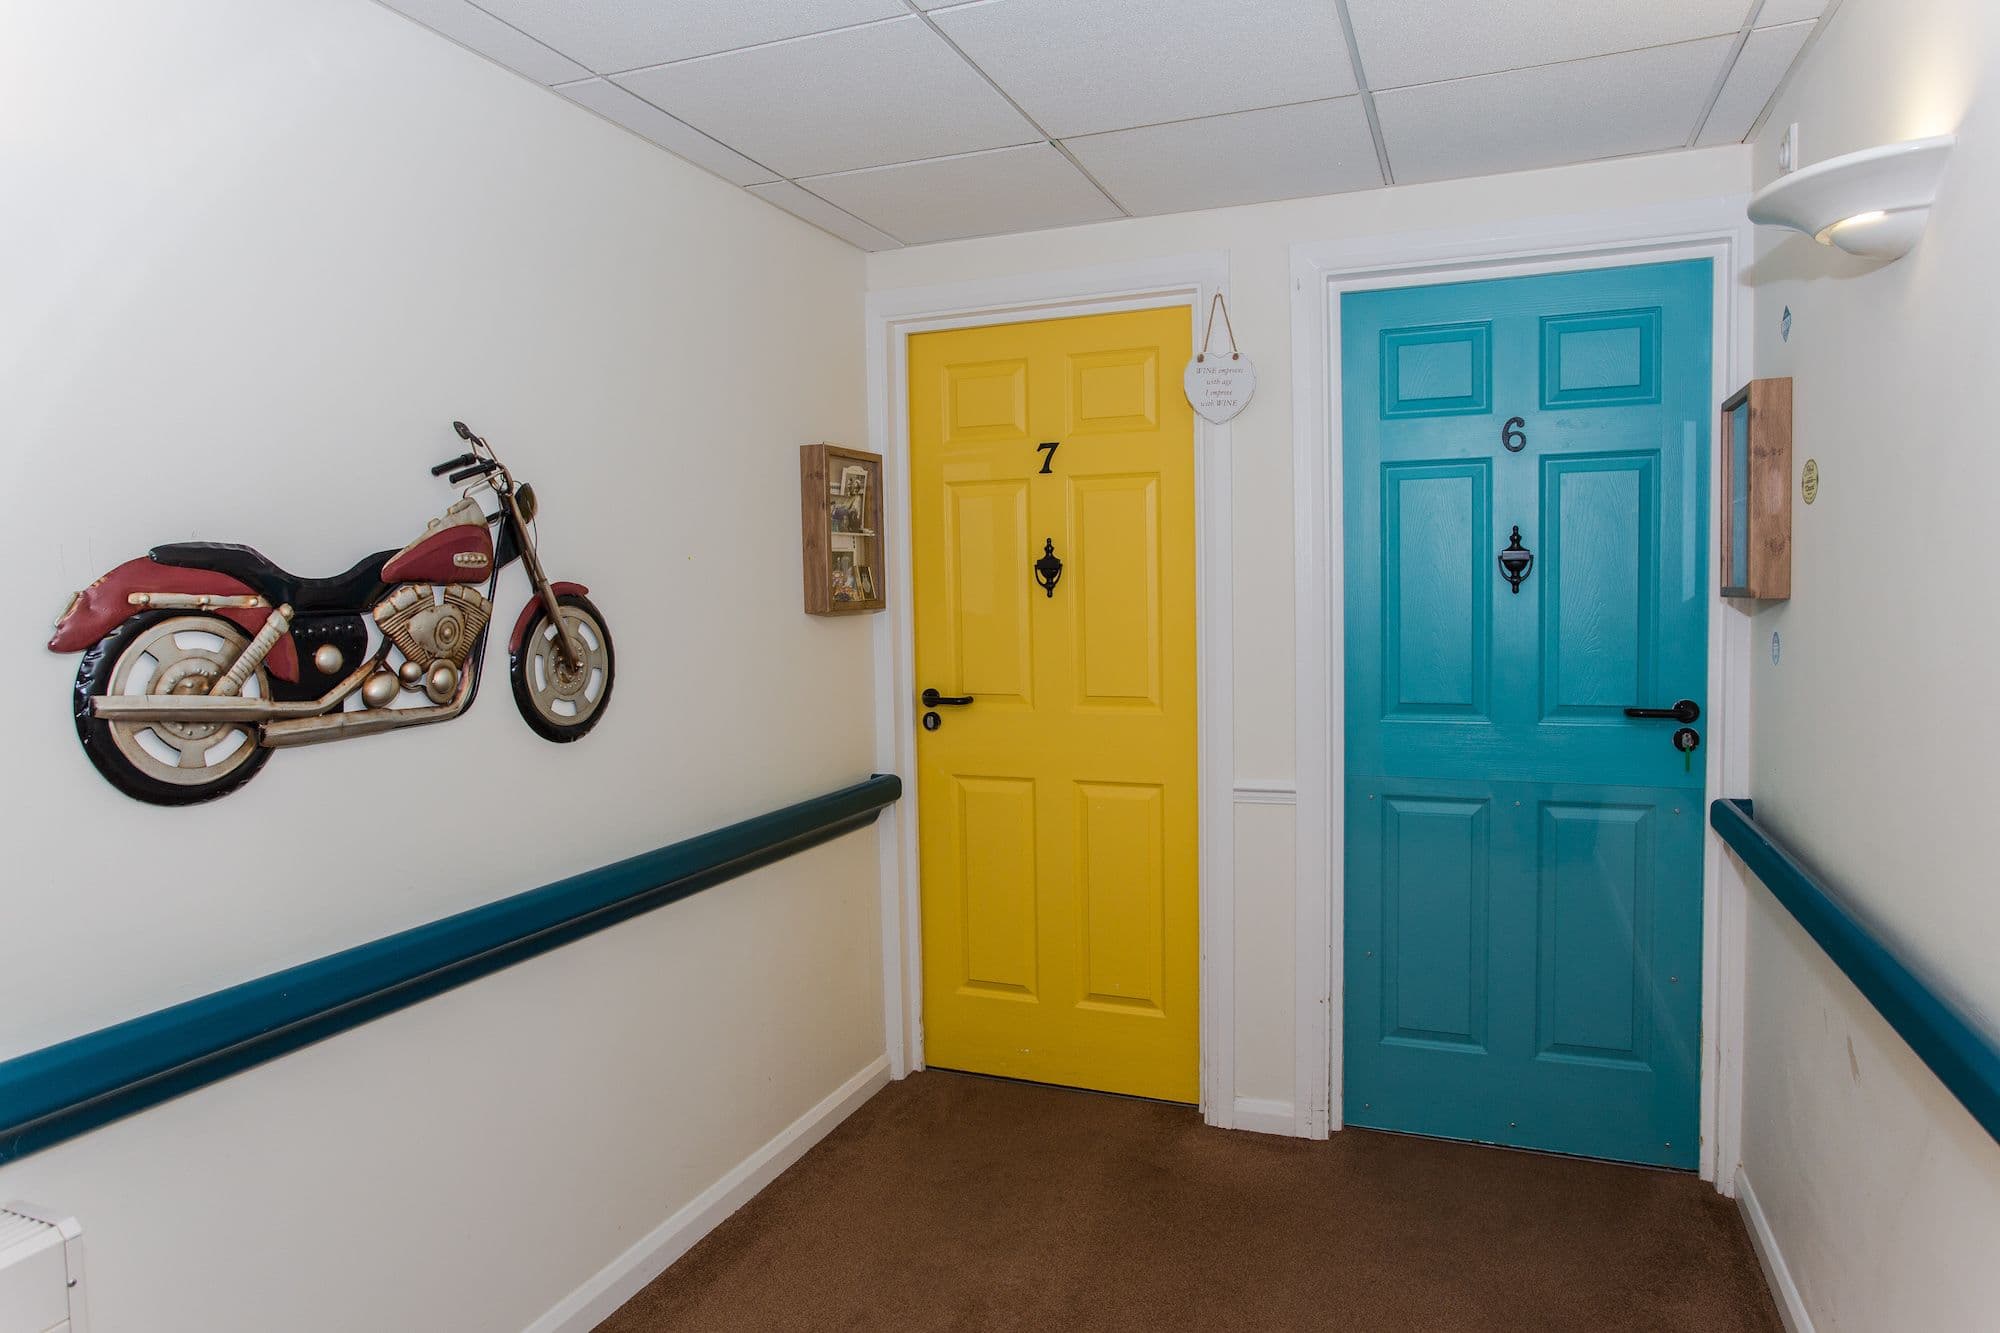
[[375, 0, 587, 84], [1755, 0, 1829, 24], [801, 144, 1122, 245], [467, 0, 907, 73], [927, 0, 1355, 139], [1066, 98, 1381, 216], [1378, 37, 1736, 185], [748, 182, 903, 250], [614, 18, 1037, 179], [1347, 0, 1748, 89], [1698, 21, 1816, 146], [555, 80, 778, 185]]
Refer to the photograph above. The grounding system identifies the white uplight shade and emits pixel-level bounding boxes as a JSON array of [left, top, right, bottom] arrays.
[[1748, 134, 1955, 261]]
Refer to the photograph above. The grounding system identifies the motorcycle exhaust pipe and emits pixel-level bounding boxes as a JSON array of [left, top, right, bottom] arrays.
[[92, 654, 379, 725], [259, 663, 475, 749]]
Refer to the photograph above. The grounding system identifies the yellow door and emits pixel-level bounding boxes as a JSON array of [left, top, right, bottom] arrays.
[[910, 306, 1199, 1103]]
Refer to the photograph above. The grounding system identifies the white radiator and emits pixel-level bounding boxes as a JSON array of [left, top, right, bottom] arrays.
[[0, 1204, 86, 1333]]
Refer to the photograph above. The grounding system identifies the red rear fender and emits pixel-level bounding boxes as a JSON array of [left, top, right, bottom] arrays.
[[49, 556, 300, 681]]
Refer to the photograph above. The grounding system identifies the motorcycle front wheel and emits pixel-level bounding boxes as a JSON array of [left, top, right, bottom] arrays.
[[510, 592, 614, 743], [74, 611, 273, 805]]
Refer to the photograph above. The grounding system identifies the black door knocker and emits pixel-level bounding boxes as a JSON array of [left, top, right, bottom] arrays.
[[1034, 538, 1064, 597], [1498, 525, 1534, 593]]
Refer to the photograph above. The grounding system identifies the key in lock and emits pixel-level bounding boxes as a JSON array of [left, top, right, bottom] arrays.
[[1673, 726, 1701, 773]]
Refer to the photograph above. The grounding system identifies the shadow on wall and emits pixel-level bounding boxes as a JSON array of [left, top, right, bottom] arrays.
[[1742, 230, 1888, 287]]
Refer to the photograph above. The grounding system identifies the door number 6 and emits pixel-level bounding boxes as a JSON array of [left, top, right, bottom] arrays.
[[1502, 417, 1527, 452]]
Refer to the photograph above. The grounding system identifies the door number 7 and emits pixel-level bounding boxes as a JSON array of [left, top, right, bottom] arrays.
[[1036, 441, 1059, 474]]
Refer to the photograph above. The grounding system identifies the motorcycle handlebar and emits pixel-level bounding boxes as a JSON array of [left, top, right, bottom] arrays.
[[431, 452, 477, 476], [449, 461, 500, 484]]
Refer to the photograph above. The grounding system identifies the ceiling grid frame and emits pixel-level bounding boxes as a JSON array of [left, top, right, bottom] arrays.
[[1330, 0, 1396, 186], [895, 0, 1133, 218], [371, 0, 1845, 251], [1688, 0, 1769, 147]]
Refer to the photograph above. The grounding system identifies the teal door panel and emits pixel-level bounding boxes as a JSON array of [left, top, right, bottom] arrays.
[[1342, 261, 1710, 1169]]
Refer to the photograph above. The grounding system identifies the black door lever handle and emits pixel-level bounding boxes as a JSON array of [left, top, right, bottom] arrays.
[[921, 688, 973, 707], [1624, 699, 1700, 723]]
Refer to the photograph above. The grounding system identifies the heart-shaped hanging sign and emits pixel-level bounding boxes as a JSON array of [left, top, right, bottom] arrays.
[[1184, 353, 1256, 424], [1183, 292, 1255, 423]]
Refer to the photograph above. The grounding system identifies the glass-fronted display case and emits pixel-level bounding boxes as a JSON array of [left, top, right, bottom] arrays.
[[800, 443, 885, 615]]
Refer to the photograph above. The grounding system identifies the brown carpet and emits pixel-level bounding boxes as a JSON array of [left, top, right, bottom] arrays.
[[599, 1071, 1781, 1333]]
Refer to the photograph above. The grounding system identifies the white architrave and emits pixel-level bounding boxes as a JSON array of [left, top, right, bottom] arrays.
[[1289, 198, 1755, 1187], [866, 254, 1240, 1125]]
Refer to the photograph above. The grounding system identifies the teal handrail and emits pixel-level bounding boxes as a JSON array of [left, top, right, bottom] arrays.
[[0, 774, 901, 1165], [1711, 798, 2000, 1145]]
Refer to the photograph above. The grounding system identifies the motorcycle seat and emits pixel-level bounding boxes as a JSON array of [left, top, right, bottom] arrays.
[[150, 542, 396, 612]]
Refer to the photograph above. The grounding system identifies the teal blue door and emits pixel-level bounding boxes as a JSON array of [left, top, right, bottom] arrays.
[[1342, 260, 1711, 1169]]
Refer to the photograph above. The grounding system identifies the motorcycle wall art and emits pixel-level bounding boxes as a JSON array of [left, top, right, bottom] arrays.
[[49, 422, 614, 805]]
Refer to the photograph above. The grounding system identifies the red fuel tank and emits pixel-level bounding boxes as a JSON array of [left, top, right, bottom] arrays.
[[382, 505, 494, 584]]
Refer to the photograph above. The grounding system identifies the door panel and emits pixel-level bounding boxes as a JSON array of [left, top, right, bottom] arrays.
[[1075, 780, 1167, 1013], [1070, 475, 1163, 709], [1344, 261, 1710, 1168], [1540, 453, 1656, 718], [943, 478, 1035, 705], [912, 307, 1198, 1104], [1379, 794, 1490, 1050], [1535, 801, 1652, 1064], [1383, 462, 1490, 718], [950, 775, 1040, 998]]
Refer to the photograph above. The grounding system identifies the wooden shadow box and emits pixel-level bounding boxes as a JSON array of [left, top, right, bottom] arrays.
[[1719, 377, 1793, 600], [801, 443, 886, 615]]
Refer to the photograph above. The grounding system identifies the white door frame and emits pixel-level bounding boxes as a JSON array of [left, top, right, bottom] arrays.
[[1289, 197, 1757, 1188], [865, 252, 1239, 1126]]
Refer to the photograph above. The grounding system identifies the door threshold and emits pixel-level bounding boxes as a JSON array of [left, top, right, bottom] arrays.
[[1348, 1122, 1694, 1174], [922, 1065, 1196, 1110]]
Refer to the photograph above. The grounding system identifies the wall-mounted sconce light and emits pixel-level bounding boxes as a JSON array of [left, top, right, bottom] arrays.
[[1747, 134, 1955, 261]]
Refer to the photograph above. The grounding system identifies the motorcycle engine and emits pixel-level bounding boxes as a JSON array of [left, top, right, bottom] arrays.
[[372, 583, 491, 670]]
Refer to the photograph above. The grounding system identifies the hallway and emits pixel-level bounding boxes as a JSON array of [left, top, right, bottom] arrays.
[[601, 1071, 1781, 1332]]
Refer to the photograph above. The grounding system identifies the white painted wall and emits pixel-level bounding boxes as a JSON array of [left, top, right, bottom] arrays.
[[0, 2, 881, 1329], [867, 146, 1752, 1109], [1738, 0, 2000, 1326]]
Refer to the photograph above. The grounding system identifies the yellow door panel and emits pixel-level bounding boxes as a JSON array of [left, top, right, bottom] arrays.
[[943, 478, 1035, 704], [911, 306, 1198, 1104], [941, 357, 1029, 444], [1068, 346, 1160, 433], [1075, 781, 1166, 1013], [949, 776, 1040, 998], [1070, 474, 1162, 708]]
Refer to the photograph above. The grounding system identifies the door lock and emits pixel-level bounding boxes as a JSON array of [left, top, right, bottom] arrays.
[[1673, 726, 1701, 772]]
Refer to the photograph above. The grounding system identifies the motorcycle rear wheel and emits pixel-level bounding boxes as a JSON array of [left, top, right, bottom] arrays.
[[510, 592, 614, 743], [74, 611, 273, 805]]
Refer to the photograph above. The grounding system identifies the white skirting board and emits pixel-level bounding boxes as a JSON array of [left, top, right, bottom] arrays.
[[525, 1055, 892, 1333], [1735, 1166, 1815, 1333], [1230, 1097, 1302, 1137]]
